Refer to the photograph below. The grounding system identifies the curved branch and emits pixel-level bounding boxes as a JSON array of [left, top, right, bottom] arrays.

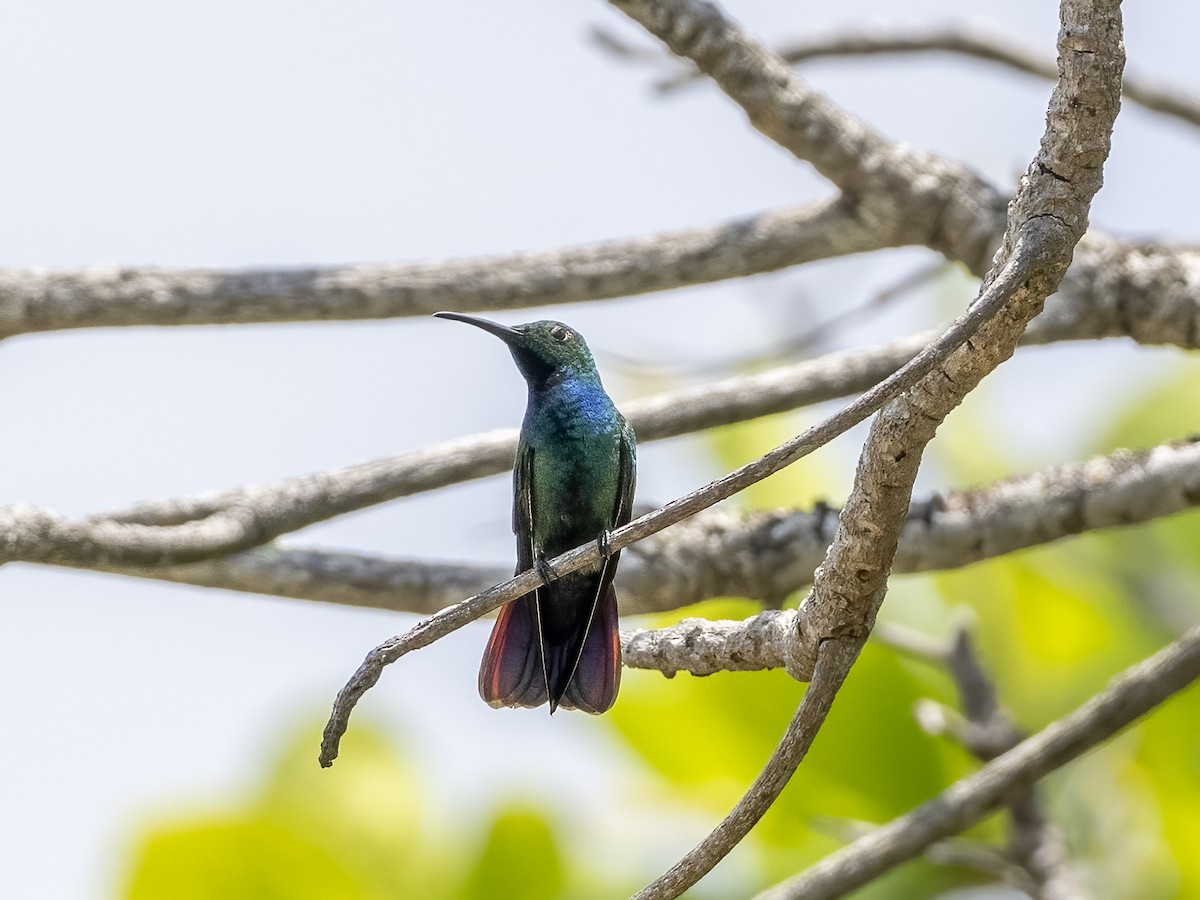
[[610, 0, 1200, 357], [636, 637, 862, 897], [630, 0, 1124, 893], [0, 503, 266, 567], [654, 22, 1200, 130], [0, 197, 881, 338], [609, 0, 1007, 274], [756, 624, 1200, 900], [0, 21, 1194, 350]]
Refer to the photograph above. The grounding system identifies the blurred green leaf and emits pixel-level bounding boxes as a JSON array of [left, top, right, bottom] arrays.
[[935, 548, 1155, 728], [124, 724, 451, 900], [1101, 359, 1200, 451], [1135, 684, 1200, 898], [1094, 360, 1200, 592], [128, 819, 363, 900], [458, 807, 564, 900], [708, 414, 841, 510]]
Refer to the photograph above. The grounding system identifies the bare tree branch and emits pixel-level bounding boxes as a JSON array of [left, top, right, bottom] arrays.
[[69, 328, 941, 536], [0, 329, 933, 568], [621, 437, 1200, 676], [1034, 235, 1200, 348], [605, 9, 1200, 354], [609, 0, 1007, 276], [2, 0, 1190, 895], [792, 0, 1123, 678], [0, 198, 882, 338], [1, 16, 1195, 361], [0, 502, 269, 568], [627, 0, 1123, 893], [755, 624, 1200, 900], [623, 436, 1200, 624], [623, 609, 801, 675], [88, 437, 1200, 639], [108, 545, 510, 616], [318, 220, 1048, 767], [815, 818, 1039, 895], [650, 22, 1200, 130], [12, 257, 1194, 574]]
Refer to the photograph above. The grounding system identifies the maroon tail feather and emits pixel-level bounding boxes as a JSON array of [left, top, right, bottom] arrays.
[[559, 584, 621, 715], [478, 595, 548, 709]]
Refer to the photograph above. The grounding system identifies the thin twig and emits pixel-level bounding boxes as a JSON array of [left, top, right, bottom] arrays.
[[75, 331, 940, 529], [2, 314, 1082, 571], [651, 22, 1200, 130], [814, 818, 1039, 894], [939, 626, 1084, 897]]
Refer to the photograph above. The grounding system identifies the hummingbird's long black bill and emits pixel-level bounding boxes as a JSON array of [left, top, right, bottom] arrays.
[[433, 311, 522, 344]]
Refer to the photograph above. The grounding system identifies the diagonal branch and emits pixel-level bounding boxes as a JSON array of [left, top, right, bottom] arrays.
[[318, 227, 1045, 768], [628, 0, 1124, 894], [0, 331, 930, 567], [2, 19, 1195, 350], [756, 624, 1200, 900], [0, 328, 937, 569], [609, 0, 1200, 353], [609, 0, 1006, 274]]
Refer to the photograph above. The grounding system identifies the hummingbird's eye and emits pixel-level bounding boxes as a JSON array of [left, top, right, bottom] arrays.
[[549, 325, 573, 343]]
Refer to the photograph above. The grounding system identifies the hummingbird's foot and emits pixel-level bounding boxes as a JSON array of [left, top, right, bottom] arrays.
[[534, 551, 557, 585], [596, 529, 613, 560]]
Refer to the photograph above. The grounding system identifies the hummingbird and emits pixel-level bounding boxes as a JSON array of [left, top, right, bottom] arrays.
[[434, 312, 636, 714]]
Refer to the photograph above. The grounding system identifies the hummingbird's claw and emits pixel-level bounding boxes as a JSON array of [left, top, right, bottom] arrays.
[[596, 529, 613, 560], [534, 551, 557, 585]]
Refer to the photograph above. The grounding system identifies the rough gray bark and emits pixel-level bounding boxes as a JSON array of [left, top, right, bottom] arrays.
[[0, 198, 884, 337], [96, 437, 1200, 627], [623, 0, 1124, 894]]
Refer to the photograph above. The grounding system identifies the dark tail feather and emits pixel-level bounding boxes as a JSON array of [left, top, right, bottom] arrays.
[[478, 595, 548, 709], [558, 584, 622, 715]]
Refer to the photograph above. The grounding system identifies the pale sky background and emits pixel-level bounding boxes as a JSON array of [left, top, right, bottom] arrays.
[[2, 1, 1198, 898]]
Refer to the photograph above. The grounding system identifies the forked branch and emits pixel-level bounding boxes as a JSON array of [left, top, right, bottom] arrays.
[[622, 0, 1123, 894]]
